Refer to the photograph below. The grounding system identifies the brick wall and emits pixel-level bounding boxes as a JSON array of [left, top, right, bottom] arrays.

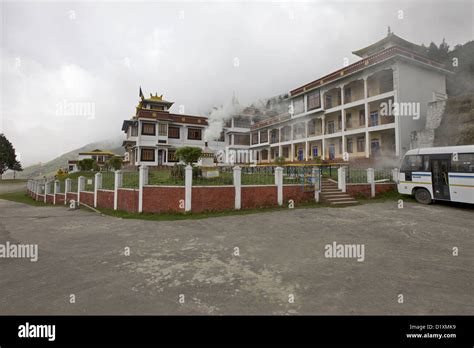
[[241, 185, 278, 209], [97, 190, 114, 209], [46, 195, 54, 204], [192, 186, 235, 213], [55, 194, 65, 205], [143, 186, 185, 213], [118, 189, 139, 213], [346, 183, 396, 198], [79, 191, 94, 206], [66, 192, 78, 203], [283, 185, 315, 205]]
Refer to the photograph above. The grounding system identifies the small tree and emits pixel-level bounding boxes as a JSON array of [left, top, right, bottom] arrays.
[[175, 147, 203, 166], [107, 156, 123, 171], [0, 134, 22, 179], [274, 156, 286, 167], [78, 158, 96, 171]]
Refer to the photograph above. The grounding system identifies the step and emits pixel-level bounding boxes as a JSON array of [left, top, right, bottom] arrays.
[[321, 188, 342, 192], [326, 196, 357, 201], [330, 200, 359, 205]]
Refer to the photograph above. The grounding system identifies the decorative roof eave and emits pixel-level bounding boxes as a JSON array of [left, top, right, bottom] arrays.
[[289, 45, 451, 98]]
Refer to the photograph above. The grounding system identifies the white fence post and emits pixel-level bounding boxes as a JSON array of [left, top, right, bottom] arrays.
[[44, 180, 49, 203], [138, 166, 148, 213], [65, 178, 71, 205], [392, 168, 399, 183], [312, 167, 320, 203], [94, 172, 102, 208], [78, 176, 85, 204], [275, 167, 283, 206], [340, 166, 347, 193], [114, 170, 122, 211], [367, 168, 375, 198], [53, 180, 60, 205], [233, 166, 242, 210], [185, 165, 193, 212]]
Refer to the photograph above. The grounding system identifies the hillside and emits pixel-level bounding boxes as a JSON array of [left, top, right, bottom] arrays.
[[2, 137, 124, 180], [434, 93, 474, 146]]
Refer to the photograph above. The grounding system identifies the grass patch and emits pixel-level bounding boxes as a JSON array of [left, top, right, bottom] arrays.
[[0, 179, 28, 184], [0, 191, 62, 207]]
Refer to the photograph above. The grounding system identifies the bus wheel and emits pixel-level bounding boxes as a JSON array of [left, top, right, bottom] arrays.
[[414, 188, 432, 204]]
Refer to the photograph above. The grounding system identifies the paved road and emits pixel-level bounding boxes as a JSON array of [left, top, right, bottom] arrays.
[[0, 199, 472, 315], [0, 181, 26, 194]]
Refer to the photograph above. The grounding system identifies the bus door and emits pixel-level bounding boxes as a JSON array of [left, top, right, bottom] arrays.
[[431, 156, 451, 200]]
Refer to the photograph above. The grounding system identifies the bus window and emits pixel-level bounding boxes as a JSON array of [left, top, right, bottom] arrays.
[[451, 153, 474, 173], [401, 155, 423, 171]]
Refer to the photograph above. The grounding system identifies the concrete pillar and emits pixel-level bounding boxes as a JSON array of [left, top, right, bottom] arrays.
[[392, 168, 399, 183], [312, 166, 320, 203], [305, 141, 309, 161], [44, 180, 49, 203], [65, 178, 71, 205], [94, 172, 102, 208], [340, 166, 346, 193], [78, 176, 85, 204], [233, 166, 241, 210], [275, 167, 283, 206], [53, 180, 60, 205], [185, 165, 193, 212], [138, 165, 148, 213], [365, 131, 370, 158], [367, 168, 375, 198], [114, 170, 123, 211]]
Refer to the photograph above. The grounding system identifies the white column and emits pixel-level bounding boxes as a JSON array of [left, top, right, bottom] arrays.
[[53, 180, 60, 205], [185, 165, 192, 212], [305, 141, 309, 161], [290, 143, 294, 162], [365, 131, 370, 158], [44, 180, 49, 203], [312, 167, 320, 202], [340, 166, 346, 193], [367, 168, 375, 198], [337, 167, 342, 190], [233, 166, 241, 210], [321, 115, 326, 160], [138, 165, 148, 213], [275, 167, 283, 206], [65, 178, 71, 205], [114, 170, 122, 211], [94, 172, 102, 208], [392, 168, 399, 183], [78, 176, 85, 204]]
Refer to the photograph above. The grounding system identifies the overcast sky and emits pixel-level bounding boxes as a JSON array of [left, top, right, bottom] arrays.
[[1, 0, 473, 166]]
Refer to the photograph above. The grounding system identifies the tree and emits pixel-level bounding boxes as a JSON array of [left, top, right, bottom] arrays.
[[107, 156, 123, 171], [77, 158, 96, 171], [175, 147, 203, 165], [0, 134, 22, 179]]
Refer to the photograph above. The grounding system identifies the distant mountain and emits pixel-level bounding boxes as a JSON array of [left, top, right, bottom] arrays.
[[3, 137, 124, 180]]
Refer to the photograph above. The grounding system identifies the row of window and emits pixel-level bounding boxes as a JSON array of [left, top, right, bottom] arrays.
[[140, 149, 178, 163], [139, 123, 203, 140], [401, 154, 474, 173]]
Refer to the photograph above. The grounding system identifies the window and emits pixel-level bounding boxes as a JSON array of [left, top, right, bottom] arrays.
[[359, 110, 365, 126], [370, 111, 378, 127], [357, 137, 365, 152], [338, 115, 342, 130], [260, 130, 268, 143], [142, 122, 156, 136], [327, 121, 335, 134], [188, 128, 202, 140], [167, 149, 177, 162], [344, 87, 352, 103], [262, 150, 268, 160], [325, 95, 333, 109], [312, 147, 318, 157], [141, 149, 155, 162], [451, 153, 474, 173], [251, 132, 259, 145], [218, 131, 225, 142], [283, 147, 289, 158], [293, 97, 304, 115], [307, 90, 321, 110], [131, 125, 138, 136], [158, 123, 167, 136], [401, 155, 423, 172], [339, 138, 343, 154], [347, 139, 353, 153], [234, 134, 250, 145], [168, 126, 180, 139], [346, 113, 352, 129]]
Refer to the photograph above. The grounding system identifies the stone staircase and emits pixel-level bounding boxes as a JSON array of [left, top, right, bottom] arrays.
[[320, 179, 358, 205]]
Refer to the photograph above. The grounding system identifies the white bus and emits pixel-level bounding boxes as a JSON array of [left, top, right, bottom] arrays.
[[398, 145, 474, 204]]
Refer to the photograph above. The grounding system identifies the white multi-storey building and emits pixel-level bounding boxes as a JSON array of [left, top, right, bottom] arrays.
[[122, 92, 226, 167], [249, 32, 451, 164]]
